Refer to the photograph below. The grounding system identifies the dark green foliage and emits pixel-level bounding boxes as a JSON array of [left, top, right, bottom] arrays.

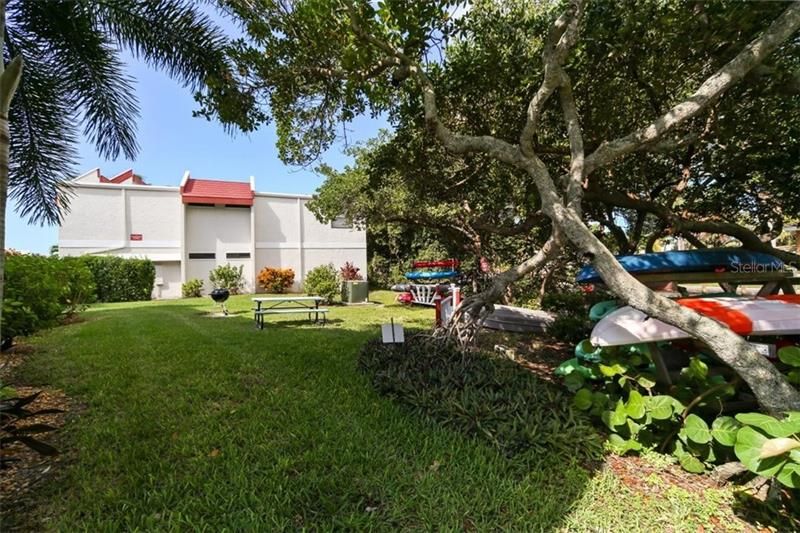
[[181, 278, 204, 298], [2, 254, 94, 342], [541, 290, 610, 343], [57, 257, 97, 314], [304, 263, 339, 303], [358, 337, 603, 466], [366, 254, 406, 289], [3, 254, 66, 340], [82, 256, 155, 302], [0, 390, 62, 468]]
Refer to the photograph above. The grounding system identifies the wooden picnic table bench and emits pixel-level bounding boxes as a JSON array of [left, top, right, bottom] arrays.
[[252, 296, 328, 329]]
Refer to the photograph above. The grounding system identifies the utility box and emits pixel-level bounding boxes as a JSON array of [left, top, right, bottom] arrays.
[[342, 280, 369, 304]]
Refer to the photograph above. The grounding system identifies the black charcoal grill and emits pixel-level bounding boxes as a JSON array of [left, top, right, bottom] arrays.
[[210, 288, 230, 315]]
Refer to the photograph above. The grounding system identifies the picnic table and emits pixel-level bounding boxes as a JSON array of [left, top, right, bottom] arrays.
[[252, 296, 328, 329]]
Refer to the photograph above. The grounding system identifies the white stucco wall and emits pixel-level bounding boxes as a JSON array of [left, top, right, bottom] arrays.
[[59, 178, 367, 298], [252, 194, 367, 291], [127, 189, 182, 245], [59, 184, 182, 258], [153, 261, 182, 299], [59, 187, 125, 250], [185, 205, 254, 292]]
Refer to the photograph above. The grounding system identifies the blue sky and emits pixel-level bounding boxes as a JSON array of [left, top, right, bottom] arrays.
[[7, 55, 386, 254]]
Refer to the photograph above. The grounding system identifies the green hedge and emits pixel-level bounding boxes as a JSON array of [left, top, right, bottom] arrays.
[[2, 254, 95, 342], [81, 256, 155, 302]]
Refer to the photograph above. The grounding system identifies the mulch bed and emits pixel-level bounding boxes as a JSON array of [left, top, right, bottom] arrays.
[[606, 454, 722, 497], [1, 345, 75, 528], [478, 330, 571, 383]]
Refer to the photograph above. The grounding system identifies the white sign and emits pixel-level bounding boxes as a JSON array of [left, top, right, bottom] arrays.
[[381, 322, 405, 344], [749, 342, 776, 359]]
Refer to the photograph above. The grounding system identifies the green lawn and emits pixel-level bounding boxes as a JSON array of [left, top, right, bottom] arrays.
[[7, 291, 745, 531]]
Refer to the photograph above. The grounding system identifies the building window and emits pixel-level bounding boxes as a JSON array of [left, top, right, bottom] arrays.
[[226, 252, 251, 259], [331, 215, 352, 229], [188, 252, 215, 259], [187, 203, 215, 207]]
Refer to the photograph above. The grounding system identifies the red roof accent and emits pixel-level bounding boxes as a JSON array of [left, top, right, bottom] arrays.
[[180, 178, 253, 206], [99, 169, 146, 185]]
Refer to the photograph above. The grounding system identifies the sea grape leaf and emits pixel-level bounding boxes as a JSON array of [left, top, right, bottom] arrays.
[[636, 375, 656, 390], [573, 388, 593, 410], [625, 390, 646, 420], [563, 372, 585, 392], [607, 433, 642, 455], [599, 363, 627, 377], [678, 452, 706, 473], [775, 462, 800, 489], [684, 414, 712, 444], [735, 413, 800, 438], [734, 426, 788, 477], [711, 416, 740, 447], [682, 356, 708, 381], [647, 395, 678, 420], [778, 346, 800, 367]]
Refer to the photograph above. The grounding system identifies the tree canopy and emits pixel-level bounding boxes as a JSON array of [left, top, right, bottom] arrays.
[[205, 0, 800, 411]]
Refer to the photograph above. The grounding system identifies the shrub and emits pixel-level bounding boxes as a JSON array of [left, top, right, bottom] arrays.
[[257, 267, 295, 293], [1, 255, 95, 345], [182, 278, 204, 298], [358, 337, 603, 466], [82, 256, 155, 302], [340, 261, 363, 281], [564, 340, 800, 488], [367, 255, 406, 289], [2, 255, 65, 342], [209, 264, 245, 294], [541, 290, 610, 342], [57, 257, 96, 315], [304, 263, 339, 302]]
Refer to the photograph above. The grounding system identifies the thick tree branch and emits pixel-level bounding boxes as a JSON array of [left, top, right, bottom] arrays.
[[584, 1, 800, 174], [558, 74, 585, 211], [585, 184, 800, 266], [519, 0, 585, 157]]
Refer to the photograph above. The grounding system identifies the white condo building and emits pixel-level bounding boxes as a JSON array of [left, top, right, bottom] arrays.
[[58, 169, 367, 299]]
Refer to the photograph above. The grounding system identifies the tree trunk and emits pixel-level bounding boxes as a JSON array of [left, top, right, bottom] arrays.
[[0, 0, 23, 344], [0, 113, 7, 343]]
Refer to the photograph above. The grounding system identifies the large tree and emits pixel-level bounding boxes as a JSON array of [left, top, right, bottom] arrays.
[[0, 0, 257, 342], [309, 1, 800, 266], [209, 0, 800, 412]]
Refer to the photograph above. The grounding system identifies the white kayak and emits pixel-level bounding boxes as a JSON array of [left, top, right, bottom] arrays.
[[591, 295, 800, 347]]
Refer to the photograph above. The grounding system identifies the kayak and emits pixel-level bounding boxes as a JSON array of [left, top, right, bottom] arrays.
[[576, 249, 784, 284], [590, 295, 800, 347], [405, 270, 458, 280]]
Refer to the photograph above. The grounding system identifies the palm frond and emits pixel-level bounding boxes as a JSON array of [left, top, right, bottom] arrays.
[[13, 0, 140, 160], [92, 0, 230, 89], [5, 25, 78, 226]]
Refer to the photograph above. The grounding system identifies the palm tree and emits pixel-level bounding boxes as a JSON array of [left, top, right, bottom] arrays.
[[0, 0, 251, 339]]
